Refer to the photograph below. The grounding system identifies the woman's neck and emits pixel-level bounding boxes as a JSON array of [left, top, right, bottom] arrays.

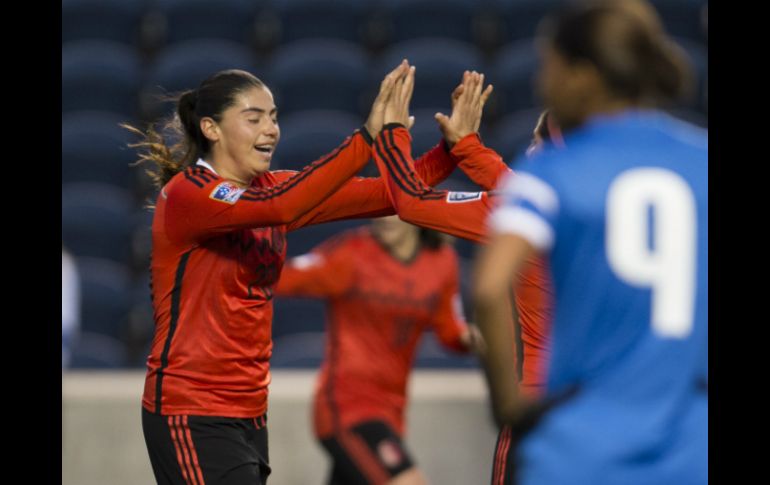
[[203, 158, 252, 188], [387, 235, 421, 263]]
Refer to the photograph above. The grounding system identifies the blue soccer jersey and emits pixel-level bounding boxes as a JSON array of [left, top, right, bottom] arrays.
[[490, 110, 707, 485]]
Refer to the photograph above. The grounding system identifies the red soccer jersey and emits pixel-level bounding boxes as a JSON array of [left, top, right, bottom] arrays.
[[373, 125, 553, 396], [276, 228, 469, 437], [142, 129, 472, 418]]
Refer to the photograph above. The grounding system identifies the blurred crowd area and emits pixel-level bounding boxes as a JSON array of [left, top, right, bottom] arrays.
[[61, 0, 707, 369]]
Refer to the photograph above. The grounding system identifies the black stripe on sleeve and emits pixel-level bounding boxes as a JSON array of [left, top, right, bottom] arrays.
[[358, 126, 373, 146], [192, 168, 216, 183], [378, 130, 446, 201], [377, 128, 422, 195], [386, 128, 447, 199], [183, 171, 205, 188], [155, 249, 193, 414], [373, 136, 423, 198]]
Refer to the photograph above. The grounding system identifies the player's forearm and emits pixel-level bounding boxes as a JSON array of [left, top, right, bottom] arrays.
[[289, 134, 463, 230], [413, 138, 458, 186], [287, 176, 394, 230], [167, 130, 374, 242], [451, 133, 511, 190], [274, 129, 374, 222], [474, 288, 523, 426], [224, 129, 374, 227], [474, 233, 536, 426], [373, 124, 492, 243]]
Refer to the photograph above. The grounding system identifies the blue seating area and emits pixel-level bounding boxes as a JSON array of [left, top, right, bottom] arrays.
[[62, 111, 139, 189], [375, 38, 484, 113], [62, 183, 136, 262], [385, 0, 479, 44], [62, 0, 708, 369], [62, 0, 146, 46], [492, 39, 540, 115], [75, 257, 133, 340], [62, 41, 143, 117], [267, 40, 369, 116], [142, 39, 260, 119], [154, 0, 260, 46], [273, 110, 363, 171], [269, 0, 366, 45]]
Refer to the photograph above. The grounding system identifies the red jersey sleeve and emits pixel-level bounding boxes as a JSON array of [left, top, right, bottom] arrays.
[[283, 141, 460, 230], [414, 139, 459, 186], [429, 249, 470, 353], [450, 133, 512, 190], [163, 130, 372, 244], [275, 235, 355, 298], [373, 124, 496, 244]]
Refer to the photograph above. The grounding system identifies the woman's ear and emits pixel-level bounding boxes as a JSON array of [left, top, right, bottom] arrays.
[[200, 117, 220, 143]]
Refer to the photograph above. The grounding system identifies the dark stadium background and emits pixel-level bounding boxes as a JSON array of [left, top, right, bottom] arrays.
[[62, 0, 707, 370]]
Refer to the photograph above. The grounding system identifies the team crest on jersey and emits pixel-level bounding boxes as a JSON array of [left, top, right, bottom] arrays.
[[446, 191, 482, 203], [210, 182, 246, 204]]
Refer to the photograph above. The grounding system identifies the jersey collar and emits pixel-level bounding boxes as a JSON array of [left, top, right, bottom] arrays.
[[195, 159, 218, 175]]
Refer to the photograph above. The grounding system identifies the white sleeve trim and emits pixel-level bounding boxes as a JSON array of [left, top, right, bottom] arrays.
[[502, 172, 560, 215], [489, 206, 555, 251]]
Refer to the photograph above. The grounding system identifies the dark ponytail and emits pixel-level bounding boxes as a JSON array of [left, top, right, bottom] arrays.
[[124, 69, 266, 190], [542, 0, 693, 106]]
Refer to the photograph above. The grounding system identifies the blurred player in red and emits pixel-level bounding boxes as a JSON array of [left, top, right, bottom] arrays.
[[125, 61, 500, 485], [370, 69, 565, 485], [276, 217, 480, 485], [273, 69, 508, 485]]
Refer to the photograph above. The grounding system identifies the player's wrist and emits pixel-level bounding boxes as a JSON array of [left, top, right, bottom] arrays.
[[449, 132, 483, 156], [382, 122, 406, 130], [359, 125, 374, 145]]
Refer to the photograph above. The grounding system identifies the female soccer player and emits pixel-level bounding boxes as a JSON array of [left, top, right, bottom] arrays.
[[475, 1, 707, 484], [127, 62, 493, 485], [276, 217, 479, 485]]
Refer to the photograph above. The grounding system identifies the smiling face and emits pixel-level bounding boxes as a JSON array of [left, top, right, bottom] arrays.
[[371, 215, 419, 251], [202, 86, 280, 183]]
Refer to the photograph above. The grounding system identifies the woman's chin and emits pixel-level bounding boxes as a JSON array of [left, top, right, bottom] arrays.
[[252, 159, 272, 174]]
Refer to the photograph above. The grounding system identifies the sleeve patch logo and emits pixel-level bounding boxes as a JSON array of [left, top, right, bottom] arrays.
[[210, 182, 246, 204], [446, 191, 482, 203]]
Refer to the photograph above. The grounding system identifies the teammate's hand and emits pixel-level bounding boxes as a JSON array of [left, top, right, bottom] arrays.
[[384, 63, 416, 128], [365, 61, 409, 138], [435, 71, 494, 148]]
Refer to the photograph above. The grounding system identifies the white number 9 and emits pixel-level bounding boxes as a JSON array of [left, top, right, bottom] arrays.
[[606, 168, 697, 339]]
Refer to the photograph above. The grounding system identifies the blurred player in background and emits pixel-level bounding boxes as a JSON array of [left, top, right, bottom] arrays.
[[474, 1, 707, 483], [276, 217, 480, 485], [272, 68, 524, 485], [125, 62, 494, 485], [369, 68, 563, 484]]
